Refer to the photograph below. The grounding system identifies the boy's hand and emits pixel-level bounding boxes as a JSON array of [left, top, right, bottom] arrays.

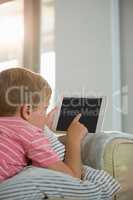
[[46, 107, 58, 129], [67, 113, 88, 143]]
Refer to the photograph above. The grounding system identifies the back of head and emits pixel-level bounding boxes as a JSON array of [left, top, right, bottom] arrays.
[[0, 67, 52, 116]]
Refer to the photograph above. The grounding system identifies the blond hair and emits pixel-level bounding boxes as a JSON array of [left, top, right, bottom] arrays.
[[0, 67, 52, 116]]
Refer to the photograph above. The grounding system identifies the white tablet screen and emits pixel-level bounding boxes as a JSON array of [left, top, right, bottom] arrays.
[[56, 97, 103, 133]]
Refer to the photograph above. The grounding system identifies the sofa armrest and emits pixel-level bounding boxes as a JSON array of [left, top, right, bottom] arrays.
[[103, 139, 133, 200]]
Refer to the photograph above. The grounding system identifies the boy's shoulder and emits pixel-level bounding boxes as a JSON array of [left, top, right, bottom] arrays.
[[0, 116, 42, 135]]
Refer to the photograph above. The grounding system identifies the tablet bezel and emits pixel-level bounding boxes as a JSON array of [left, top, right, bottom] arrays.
[[52, 96, 107, 134]]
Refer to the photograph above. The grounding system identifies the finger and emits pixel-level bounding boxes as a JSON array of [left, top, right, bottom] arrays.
[[73, 113, 82, 122], [48, 106, 58, 116], [61, 95, 64, 101], [51, 106, 59, 113]]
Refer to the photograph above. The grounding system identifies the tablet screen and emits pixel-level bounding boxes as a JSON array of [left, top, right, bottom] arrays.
[[56, 97, 102, 133]]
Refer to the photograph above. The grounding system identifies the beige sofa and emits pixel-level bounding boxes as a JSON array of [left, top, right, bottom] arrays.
[[103, 138, 133, 200], [53, 133, 133, 200]]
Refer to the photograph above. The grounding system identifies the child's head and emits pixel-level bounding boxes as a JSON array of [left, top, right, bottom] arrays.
[[0, 67, 52, 128]]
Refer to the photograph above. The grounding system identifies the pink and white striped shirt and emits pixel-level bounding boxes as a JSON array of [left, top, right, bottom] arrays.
[[0, 117, 60, 182]]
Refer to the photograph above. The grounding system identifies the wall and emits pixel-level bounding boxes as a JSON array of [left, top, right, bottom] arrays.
[[55, 0, 119, 131], [120, 0, 133, 133]]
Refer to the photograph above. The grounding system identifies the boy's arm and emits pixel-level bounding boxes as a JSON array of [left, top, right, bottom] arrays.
[[47, 160, 78, 178], [64, 114, 87, 178], [48, 114, 87, 179], [48, 137, 82, 178], [47, 140, 82, 178], [57, 136, 82, 178], [64, 137, 82, 178]]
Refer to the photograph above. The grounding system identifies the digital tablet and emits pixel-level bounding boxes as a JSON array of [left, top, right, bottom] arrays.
[[52, 96, 107, 133]]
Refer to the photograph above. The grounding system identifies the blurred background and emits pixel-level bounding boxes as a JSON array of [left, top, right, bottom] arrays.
[[0, 0, 132, 133]]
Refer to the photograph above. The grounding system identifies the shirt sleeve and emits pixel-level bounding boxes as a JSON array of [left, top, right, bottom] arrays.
[[27, 131, 60, 167]]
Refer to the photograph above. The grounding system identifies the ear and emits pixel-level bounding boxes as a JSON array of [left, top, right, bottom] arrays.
[[20, 104, 32, 120]]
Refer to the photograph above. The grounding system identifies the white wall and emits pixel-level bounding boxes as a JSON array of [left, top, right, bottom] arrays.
[[120, 0, 133, 133], [55, 0, 119, 131]]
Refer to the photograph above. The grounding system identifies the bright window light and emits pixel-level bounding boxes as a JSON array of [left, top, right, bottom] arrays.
[[0, 16, 23, 47], [0, 60, 19, 72], [41, 1, 55, 109], [0, 0, 23, 70], [41, 51, 55, 110], [41, 51, 55, 90]]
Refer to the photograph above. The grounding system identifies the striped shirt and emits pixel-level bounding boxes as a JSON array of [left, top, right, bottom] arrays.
[[0, 117, 60, 182]]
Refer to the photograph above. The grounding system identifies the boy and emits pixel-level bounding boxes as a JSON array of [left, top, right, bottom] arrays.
[[0, 67, 120, 199], [0, 67, 87, 180]]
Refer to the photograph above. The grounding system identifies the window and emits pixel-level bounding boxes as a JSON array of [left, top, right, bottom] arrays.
[[41, 0, 55, 108], [0, 0, 56, 109], [0, 0, 24, 71]]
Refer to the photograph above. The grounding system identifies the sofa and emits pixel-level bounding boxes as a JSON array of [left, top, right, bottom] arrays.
[[81, 131, 133, 200]]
